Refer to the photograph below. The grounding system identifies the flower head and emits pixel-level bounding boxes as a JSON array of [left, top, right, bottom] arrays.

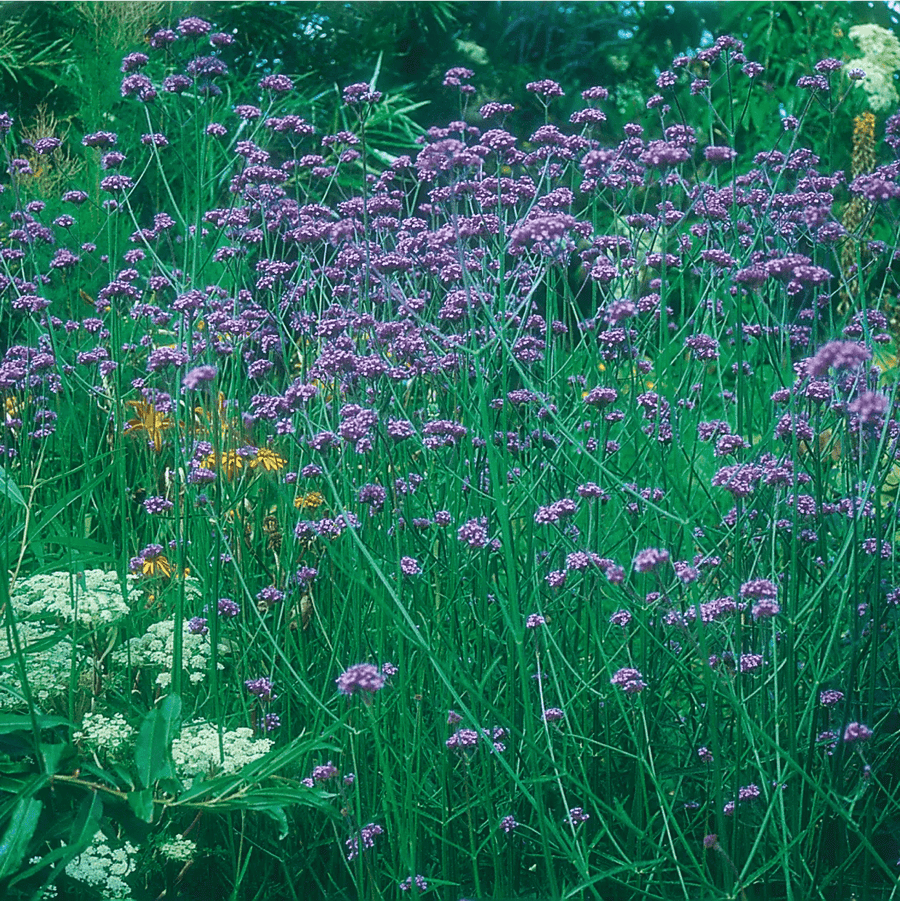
[[633, 547, 670, 573], [336, 663, 385, 697], [610, 667, 647, 694], [844, 722, 873, 742]]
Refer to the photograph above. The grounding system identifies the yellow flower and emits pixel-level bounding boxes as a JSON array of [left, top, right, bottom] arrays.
[[294, 491, 325, 510], [193, 392, 241, 442], [142, 553, 174, 578], [4, 395, 24, 421], [872, 341, 898, 374], [125, 400, 174, 451], [250, 448, 287, 472], [200, 450, 244, 479]]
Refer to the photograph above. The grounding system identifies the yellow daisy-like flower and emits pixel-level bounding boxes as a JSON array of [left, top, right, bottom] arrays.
[[125, 400, 174, 451], [142, 553, 174, 578], [199, 450, 245, 479], [250, 448, 287, 472], [294, 491, 325, 510], [4, 395, 24, 421], [220, 451, 244, 479], [193, 392, 243, 442]]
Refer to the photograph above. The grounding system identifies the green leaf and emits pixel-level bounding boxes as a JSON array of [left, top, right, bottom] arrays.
[[256, 804, 288, 840], [0, 467, 25, 507], [134, 695, 181, 789], [8, 794, 102, 889], [39, 743, 66, 776], [193, 786, 340, 821], [0, 797, 42, 879], [126, 789, 155, 824], [0, 776, 48, 822], [67, 793, 102, 849], [0, 715, 68, 735]]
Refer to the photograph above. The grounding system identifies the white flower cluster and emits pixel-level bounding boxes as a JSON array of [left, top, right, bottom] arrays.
[[11, 570, 132, 628], [171, 722, 273, 784], [115, 618, 223, 687], [158, 834, 197, 862], [64, 832, 137, 899], [73, 711, 135, 758], [848, 24, 900, 112], [0, 622, 93, 710]]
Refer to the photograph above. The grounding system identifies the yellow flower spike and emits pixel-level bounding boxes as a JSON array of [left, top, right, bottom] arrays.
[[4, 396, 25, 420]]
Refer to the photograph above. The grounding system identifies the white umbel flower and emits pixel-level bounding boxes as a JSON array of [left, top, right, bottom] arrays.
[[12, 570, 132, 627], [73, 711, 136, 757], [64, 832, 138, 899], [171, 722, 273, 785], [115, 617, 224, 687], [158, 834, 197, 862], [848, 24, 900, 112], [0, 622, 94, 709]]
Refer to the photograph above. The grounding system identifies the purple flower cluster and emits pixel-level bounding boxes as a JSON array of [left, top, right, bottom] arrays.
[[633, 547, 670, 573], [245, 677, 276, 701], [844, 722, 873, 743], [2, 25, 900, 895], [345, 823, 383, 861], [336, 663, 385, 697], [534, 498, 577, 524], [610, 667, 647, 694]]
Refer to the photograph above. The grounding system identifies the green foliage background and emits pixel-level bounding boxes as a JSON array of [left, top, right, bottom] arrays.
[[3, 2, 900, 155]]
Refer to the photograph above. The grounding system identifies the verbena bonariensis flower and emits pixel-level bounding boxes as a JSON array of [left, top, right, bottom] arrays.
[[446, 727, 479, 749], [311, 762, 338, 782], [610, 667, 647, 694], [400, 556, 421, 575], [343, 82, 382, 104], [143, 495, 173, 515], [819, 689, 844, 707], [217, 598, 240, 618], [183, 365, 217, 389], [844, 722, 873, 742], [805, 341, 871, 377], [336, 663, 385, 697], [526, 79, 564, 98], [848, 391, 888, 423], [245, 677, 276, 701], [633, 548, 670, 573], [534, 498, 577, 523], [457, 517, 489, 547], [187, 616, 208, 635], [345, 823, 382, 860], [178, 16, 212, 36]]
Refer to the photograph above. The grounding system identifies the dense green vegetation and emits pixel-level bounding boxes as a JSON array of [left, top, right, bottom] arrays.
[[2, 4, 900, 900]]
